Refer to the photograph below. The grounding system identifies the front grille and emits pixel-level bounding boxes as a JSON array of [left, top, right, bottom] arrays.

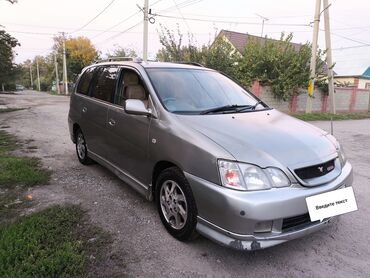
[[282, 213, 313, 230], [294, 159, 335, 180]]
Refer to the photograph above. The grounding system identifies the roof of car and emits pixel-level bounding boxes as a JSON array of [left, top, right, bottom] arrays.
[[92, 60, 208, 70]]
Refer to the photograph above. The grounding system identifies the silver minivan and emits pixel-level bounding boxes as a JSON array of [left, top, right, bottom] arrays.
[[68, 59, 353, 250]]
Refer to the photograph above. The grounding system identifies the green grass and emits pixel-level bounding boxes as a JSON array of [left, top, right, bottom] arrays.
[[0, 130, 18, 153], [0, 108, 24, 113], [0, 205, 109, 277], [0, 132, 111, 276], [0, 156, 50, 187], [292, 112, 370, 121], [0, 130, 50, 222], [0, 131, 50, 188]]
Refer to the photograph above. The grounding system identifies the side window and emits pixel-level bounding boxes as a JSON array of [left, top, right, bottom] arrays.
[[115, 69, 148, 107], [76, 67, 95, 95], [90, 66, 119, 103]]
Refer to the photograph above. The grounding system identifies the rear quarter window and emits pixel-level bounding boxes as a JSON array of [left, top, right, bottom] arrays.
[[76, 67, 95, 95]]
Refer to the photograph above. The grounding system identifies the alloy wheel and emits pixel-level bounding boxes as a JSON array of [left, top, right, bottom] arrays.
[[159, 180, 188, 230]]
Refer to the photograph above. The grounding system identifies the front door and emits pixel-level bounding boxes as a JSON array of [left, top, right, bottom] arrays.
[[105, 68, 152, 185]]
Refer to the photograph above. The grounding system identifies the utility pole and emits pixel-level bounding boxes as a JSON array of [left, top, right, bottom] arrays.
[[62, 32, 69, 95], [36, 58, 41, 91], [323, 0, 336, 114], [54, 53, 60, 94], [305, 0, 321, 113], [143, 0, 149, 62], [29, 64, 33, 89]]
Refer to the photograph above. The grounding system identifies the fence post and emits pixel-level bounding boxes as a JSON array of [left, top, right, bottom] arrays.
[[321, 93, 328, 112], [349, 87, 357, 112], [289, 95, 298, 113], [250, 80, 260, 97]]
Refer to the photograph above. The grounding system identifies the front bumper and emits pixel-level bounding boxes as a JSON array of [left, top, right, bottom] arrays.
[[185, 162, 353, 250]]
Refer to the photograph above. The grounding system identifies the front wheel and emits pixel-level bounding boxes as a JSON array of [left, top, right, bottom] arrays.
[[156, 167, 198, 241], [75, 128, 94, 165]]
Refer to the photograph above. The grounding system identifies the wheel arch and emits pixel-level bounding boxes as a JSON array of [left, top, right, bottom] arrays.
[[72, 123, 81, 143], [152, 160, 181, 200]]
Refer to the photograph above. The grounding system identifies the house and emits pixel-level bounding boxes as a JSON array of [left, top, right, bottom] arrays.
[[334, 67, 370, 89], [213, 30, 333, 74], [213, 30, 302, 55]]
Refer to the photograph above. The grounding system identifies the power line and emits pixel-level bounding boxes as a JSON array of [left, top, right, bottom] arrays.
[[8, 30, 55, 35], [91, 11, 141, 39], [154, 13, 311, 27], [91, 0, 164, 40], [69, 0, 117, 34], [95, 21, 143, 45], [160, 0, 203, 13], [162, 12, 311, 20], [324, 29, 370, 48], [172, 0, 193, 35], [333, 45, 370, 51]]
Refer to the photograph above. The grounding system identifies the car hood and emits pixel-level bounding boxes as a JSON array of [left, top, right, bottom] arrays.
[[176, 109, 337, 169]]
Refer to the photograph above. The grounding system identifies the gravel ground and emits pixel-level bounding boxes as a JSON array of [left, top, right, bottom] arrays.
[[1, 90, 369, 277]]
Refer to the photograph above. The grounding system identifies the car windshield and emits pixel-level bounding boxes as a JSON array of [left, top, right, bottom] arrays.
[[146, 68, 267, 114]]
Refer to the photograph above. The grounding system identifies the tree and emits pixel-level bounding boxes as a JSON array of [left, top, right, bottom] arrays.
[[203, 37, 239, 78], [156, 26, 238, 78], [156, 25, 187, 62], [106, 46, 137, 58], [65, 36, 99, 81], [0, 30, 20, 90], [238, 33, 325, 100], [53, 35, 99, 82]]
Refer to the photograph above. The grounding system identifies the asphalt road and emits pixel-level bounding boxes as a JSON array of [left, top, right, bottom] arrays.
[[1, 91, 369, 277]]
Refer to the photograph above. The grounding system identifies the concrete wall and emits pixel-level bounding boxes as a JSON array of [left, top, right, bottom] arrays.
[[249, 80, 370, 113]]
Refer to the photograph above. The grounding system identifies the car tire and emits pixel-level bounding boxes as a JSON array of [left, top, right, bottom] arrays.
[[156, 167, 198, 241], [75, 128, 94, 165]]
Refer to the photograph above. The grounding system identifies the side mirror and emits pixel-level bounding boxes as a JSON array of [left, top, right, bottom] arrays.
[[125, 99, 152, 116]]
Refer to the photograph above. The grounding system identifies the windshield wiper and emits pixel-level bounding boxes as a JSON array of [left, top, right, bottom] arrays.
[[236, 100, 264, 112], [200, 105, 251, 115]]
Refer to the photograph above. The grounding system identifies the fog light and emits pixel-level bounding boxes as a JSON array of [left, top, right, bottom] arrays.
[[254, 221, 273, 233]]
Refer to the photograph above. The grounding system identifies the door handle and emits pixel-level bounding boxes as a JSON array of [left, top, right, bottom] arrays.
[[108, 119, 116, 126], [82, 107, 87, 113]]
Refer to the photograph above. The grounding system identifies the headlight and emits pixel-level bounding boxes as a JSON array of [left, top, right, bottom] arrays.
[[218, 160, 291, 191], [326, 134, 347, 168]]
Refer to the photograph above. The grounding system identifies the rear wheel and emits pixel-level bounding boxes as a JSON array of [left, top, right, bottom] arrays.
[[156, 167, 197, 241], [75, 128, 93, 165]]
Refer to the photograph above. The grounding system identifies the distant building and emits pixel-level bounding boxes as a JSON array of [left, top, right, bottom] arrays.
[[213, 30, 302, 55], [213, 30, 332, 74], [334, 67, 370, 89]]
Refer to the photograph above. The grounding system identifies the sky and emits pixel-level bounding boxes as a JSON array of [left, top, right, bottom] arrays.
[[1, 0, 370, 75]]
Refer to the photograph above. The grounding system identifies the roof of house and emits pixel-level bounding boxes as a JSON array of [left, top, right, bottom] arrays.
[[218, 30, 302, 53], [362, 66, 370, 77]]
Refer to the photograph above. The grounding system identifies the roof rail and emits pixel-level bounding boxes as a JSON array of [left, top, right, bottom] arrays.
[[178, 62, 204, 67], [94, 56, 143, 64]]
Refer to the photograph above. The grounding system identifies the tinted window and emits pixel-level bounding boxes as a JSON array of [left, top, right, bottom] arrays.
[[90, 66, 119, 102], [76, 67, 94, 95]]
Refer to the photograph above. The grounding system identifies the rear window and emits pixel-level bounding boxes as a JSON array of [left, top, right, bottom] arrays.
[[76, 67, 95, 95], [90, 66, 119, 102]]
